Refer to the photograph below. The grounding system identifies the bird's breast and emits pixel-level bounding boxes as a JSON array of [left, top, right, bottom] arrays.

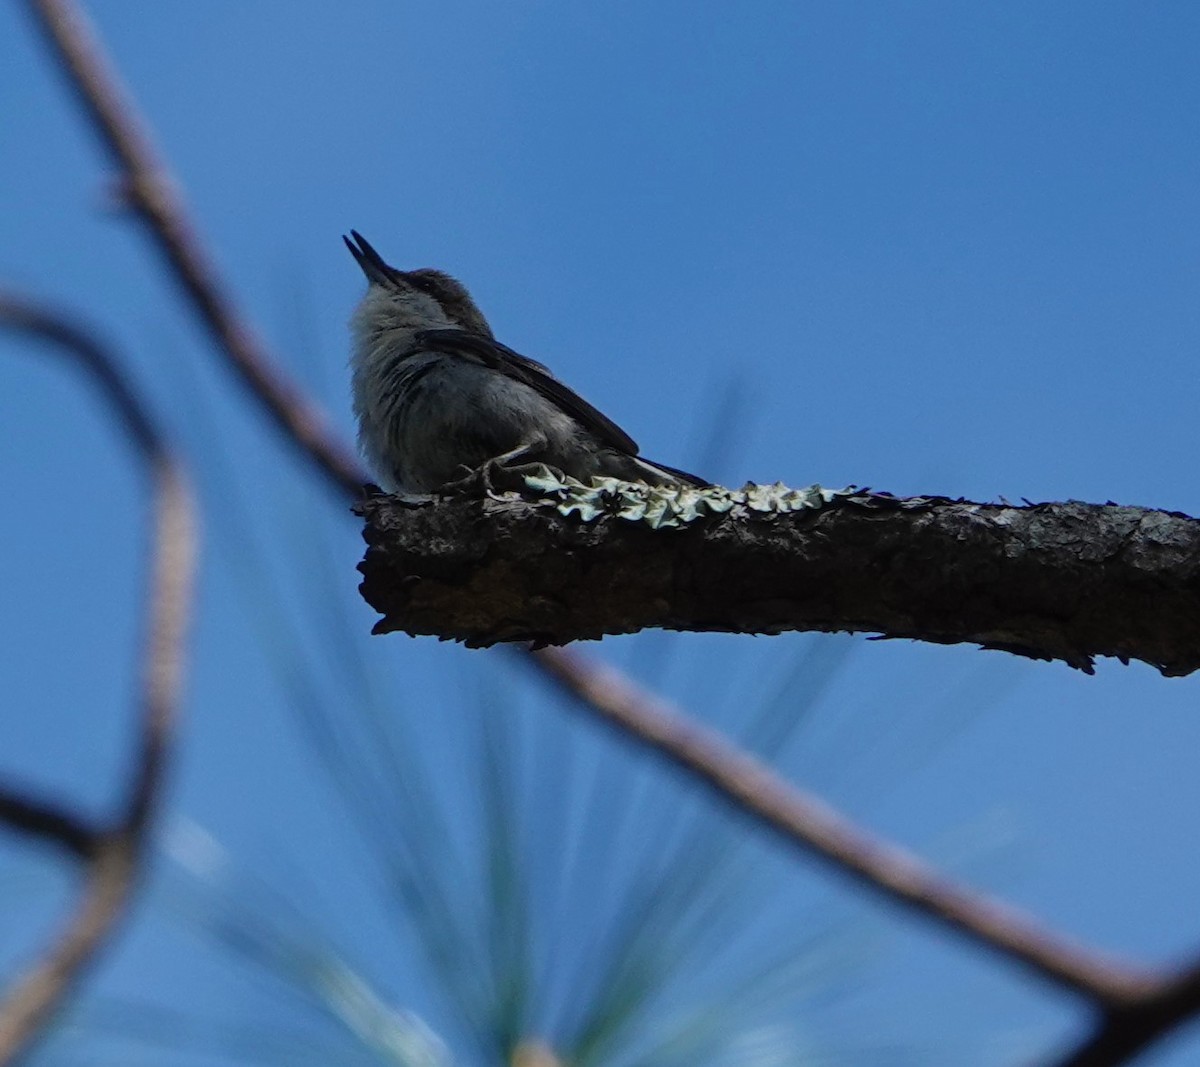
[[354, 347, 582, 492]]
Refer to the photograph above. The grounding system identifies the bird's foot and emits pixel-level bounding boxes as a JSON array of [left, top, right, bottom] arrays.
[[439, 459, 522, 499], [439, 443, 551, 499]]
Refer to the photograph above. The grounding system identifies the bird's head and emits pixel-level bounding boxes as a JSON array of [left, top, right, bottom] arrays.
[[344, 230, 493, 340]]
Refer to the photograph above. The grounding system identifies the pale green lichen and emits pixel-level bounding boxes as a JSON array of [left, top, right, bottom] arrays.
[[521, 467, 856, 530]]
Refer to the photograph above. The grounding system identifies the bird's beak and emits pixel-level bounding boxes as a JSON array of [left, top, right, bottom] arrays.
[[344, 230, 396, 286]]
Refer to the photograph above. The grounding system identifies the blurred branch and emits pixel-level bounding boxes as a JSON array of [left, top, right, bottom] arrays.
[[0, 294, 196, 1065], [529, 646, 1153, 1006], [359, 492, 1200, 676], [0, 790, 95, 862], [25, 0, 364, 500], [1051, 964, 1200, 1067], [22, 4, 1200, 1065]]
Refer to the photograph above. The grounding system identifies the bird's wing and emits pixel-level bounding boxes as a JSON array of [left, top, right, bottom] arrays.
[[415, 328, 640, 455]]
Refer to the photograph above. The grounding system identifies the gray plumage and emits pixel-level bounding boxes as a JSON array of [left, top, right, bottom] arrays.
[[345, 231, 706, 494]]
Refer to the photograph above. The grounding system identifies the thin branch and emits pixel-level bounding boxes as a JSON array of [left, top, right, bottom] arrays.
[[0, 294, 196, 1065], [1051, 964, 1200, 1067], [21, 5, 1190, 1063], [24, 0, 365, 500], [357, 492, 1200, 676], [0, 840, 136, 1067], [528, 645, 1154, 1005], [0, 789, 95, 862]]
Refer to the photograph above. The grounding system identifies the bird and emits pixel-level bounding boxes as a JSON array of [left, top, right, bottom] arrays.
[[345, 230, 707, 495]]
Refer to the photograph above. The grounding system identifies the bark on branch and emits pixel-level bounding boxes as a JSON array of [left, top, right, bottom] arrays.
[[357, 490, 1200, 676]]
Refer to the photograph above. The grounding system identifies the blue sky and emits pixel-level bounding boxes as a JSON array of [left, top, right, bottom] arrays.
[[3, 3, 1200, 1064]]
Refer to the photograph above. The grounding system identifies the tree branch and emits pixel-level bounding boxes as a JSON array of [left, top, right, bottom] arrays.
[[1051, 963, 1200, 1067], [357, 491, 1200, 676], [0, 789, 95, 862], [24, 0, 365, 500], [529, 646, 1154, 1005], [0, 294, 196, 1065]]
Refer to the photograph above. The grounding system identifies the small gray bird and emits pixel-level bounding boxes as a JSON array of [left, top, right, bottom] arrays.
[[345, 231, 706, 495]]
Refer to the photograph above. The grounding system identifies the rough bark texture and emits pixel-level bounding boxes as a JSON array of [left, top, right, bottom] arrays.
[[356, 490, 1200, 676]]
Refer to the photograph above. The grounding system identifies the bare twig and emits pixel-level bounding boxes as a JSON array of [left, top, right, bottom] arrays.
[[0, 789, 95, 862], [21, 4, 1196, 1063], [24, 0, 365, 500], [528, 646, 1153, 1004], [0, 294, 196, 1064], [1050, 964, 1200, 1067]]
